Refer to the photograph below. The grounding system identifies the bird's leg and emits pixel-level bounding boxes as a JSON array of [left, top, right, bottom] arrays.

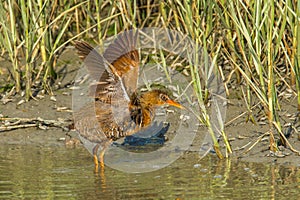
[[92, 139, 112, 172], [99, 149, 105, 168], [93, 144, 100, 172], [98, 139, 112, 168]]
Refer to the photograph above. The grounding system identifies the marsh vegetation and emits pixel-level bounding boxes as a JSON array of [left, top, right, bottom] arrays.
[[0, 0, 299, 158]]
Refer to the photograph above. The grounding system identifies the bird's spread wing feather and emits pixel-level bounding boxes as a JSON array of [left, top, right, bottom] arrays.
[[74, 30, 139, 103], [74, 30, 140, 141]]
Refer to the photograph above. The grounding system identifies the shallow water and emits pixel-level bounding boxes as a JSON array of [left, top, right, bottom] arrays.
[[0, 143, 299, 200]]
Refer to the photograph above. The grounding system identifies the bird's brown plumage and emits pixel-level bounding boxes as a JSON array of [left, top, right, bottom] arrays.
[[73, 30, 182, 169]]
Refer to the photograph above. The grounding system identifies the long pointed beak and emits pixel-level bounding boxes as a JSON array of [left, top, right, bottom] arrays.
[[166, 99, 184, 109]]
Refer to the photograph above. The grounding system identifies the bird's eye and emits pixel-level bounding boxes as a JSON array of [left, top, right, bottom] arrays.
[[159, 94, 169, 102]]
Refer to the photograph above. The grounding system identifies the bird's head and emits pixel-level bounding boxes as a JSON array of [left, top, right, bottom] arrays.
[[139, 89, 183, 109]]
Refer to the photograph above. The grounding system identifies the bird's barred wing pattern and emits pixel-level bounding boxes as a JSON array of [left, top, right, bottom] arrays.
[[74, 41, 120, 103], [74, 30, 139, 104], [103, 30, 139, 97], [74, 30, 140, 141]]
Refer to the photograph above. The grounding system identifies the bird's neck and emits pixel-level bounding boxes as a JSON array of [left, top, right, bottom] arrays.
[[130, 93, 156, 127], [140, 106, 154, 127]]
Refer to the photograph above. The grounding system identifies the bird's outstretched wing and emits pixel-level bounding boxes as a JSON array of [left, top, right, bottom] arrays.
[[74, 30, 140, 141], [74, 30, 139, 103], [103, 30, 139, 97]]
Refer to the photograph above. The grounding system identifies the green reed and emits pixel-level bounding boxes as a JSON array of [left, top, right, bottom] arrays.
[[0, 0, 21, 93], [161, 0, 231, 158], [0, 0, 86, 100], [296, 0, 300, 112], [219, 0, 299, 151]]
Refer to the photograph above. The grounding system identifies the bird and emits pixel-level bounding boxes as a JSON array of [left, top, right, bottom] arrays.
[[73, 30, 183, 170]]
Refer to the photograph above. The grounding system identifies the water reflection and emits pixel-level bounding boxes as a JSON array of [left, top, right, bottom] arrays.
[[0, 144, 299, 199]]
